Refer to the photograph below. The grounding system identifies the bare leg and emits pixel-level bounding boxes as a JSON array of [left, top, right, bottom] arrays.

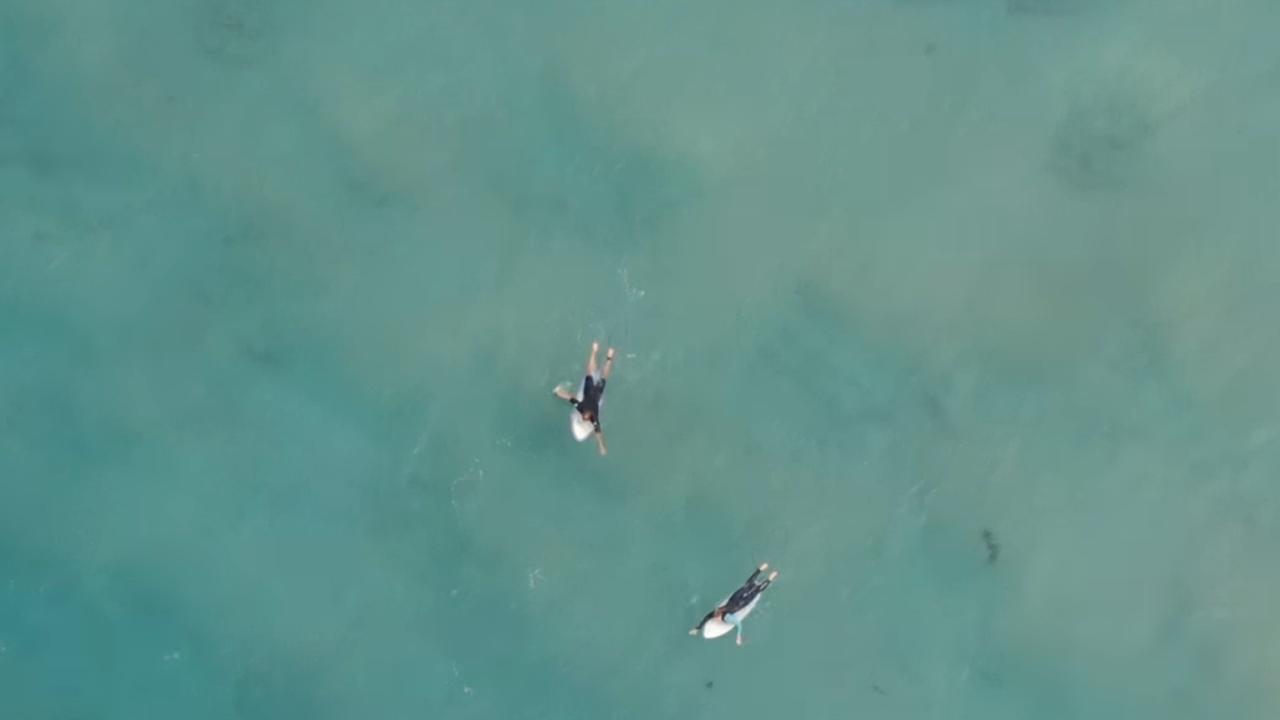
[[601, 347, 616, 380], [753, 570, 780, 592], [586, 341, 599, 377]]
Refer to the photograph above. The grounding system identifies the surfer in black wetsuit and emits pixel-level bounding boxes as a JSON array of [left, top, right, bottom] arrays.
[[690, 563, 779, 645], [554, 342, 615, 456]]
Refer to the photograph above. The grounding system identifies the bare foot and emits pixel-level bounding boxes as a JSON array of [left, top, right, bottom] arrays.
[[768, 571, 779, 581], [688, 628, 698, 636], [759, 563, 769, 572], [606, 347, 615, 360], [592, 341, 600, 353]]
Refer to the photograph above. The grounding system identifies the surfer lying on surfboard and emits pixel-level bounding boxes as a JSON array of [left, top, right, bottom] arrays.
[[554, 341, 615, 456], [689, 563, 778, 646]]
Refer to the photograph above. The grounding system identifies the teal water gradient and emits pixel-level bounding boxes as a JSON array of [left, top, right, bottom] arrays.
[[3, 1, 1279, 718]]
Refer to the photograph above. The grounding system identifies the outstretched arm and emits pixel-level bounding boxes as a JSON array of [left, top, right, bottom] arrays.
[[554, 385, 576, 403], [689, 610, 715, 635], [594, 430, 608, 456]]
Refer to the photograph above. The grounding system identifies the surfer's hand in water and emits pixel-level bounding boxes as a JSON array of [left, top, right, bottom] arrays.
[[736, 635, 744, 647]]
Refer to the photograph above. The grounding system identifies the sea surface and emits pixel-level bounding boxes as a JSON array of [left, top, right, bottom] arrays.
[[2, 1, 1279, 718]]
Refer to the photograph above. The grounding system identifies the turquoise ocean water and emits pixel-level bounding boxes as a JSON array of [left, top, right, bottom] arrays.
[[3, 1, 1279, 717]]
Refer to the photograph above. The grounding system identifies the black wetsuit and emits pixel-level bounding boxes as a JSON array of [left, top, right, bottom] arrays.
[[694, 567, 774, 631], [570, 375, 606, 433], [725, 567, 772, 613]]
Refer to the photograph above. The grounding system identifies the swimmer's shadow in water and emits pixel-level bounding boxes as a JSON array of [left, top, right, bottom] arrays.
[[981, 528, 1000, 565], [743, 281, 946, 448], [1005, 0, 1099, 15], [233, 654, 335, 720], [195, 0, 278, 68], [1049, 85, 1158, 190], [465, 71, 701, 253]]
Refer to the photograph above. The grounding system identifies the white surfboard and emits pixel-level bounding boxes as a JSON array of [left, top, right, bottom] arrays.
[[566, 377, 602, 442], [701, 594, 761, 639], [571, 411, 594, 441]]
